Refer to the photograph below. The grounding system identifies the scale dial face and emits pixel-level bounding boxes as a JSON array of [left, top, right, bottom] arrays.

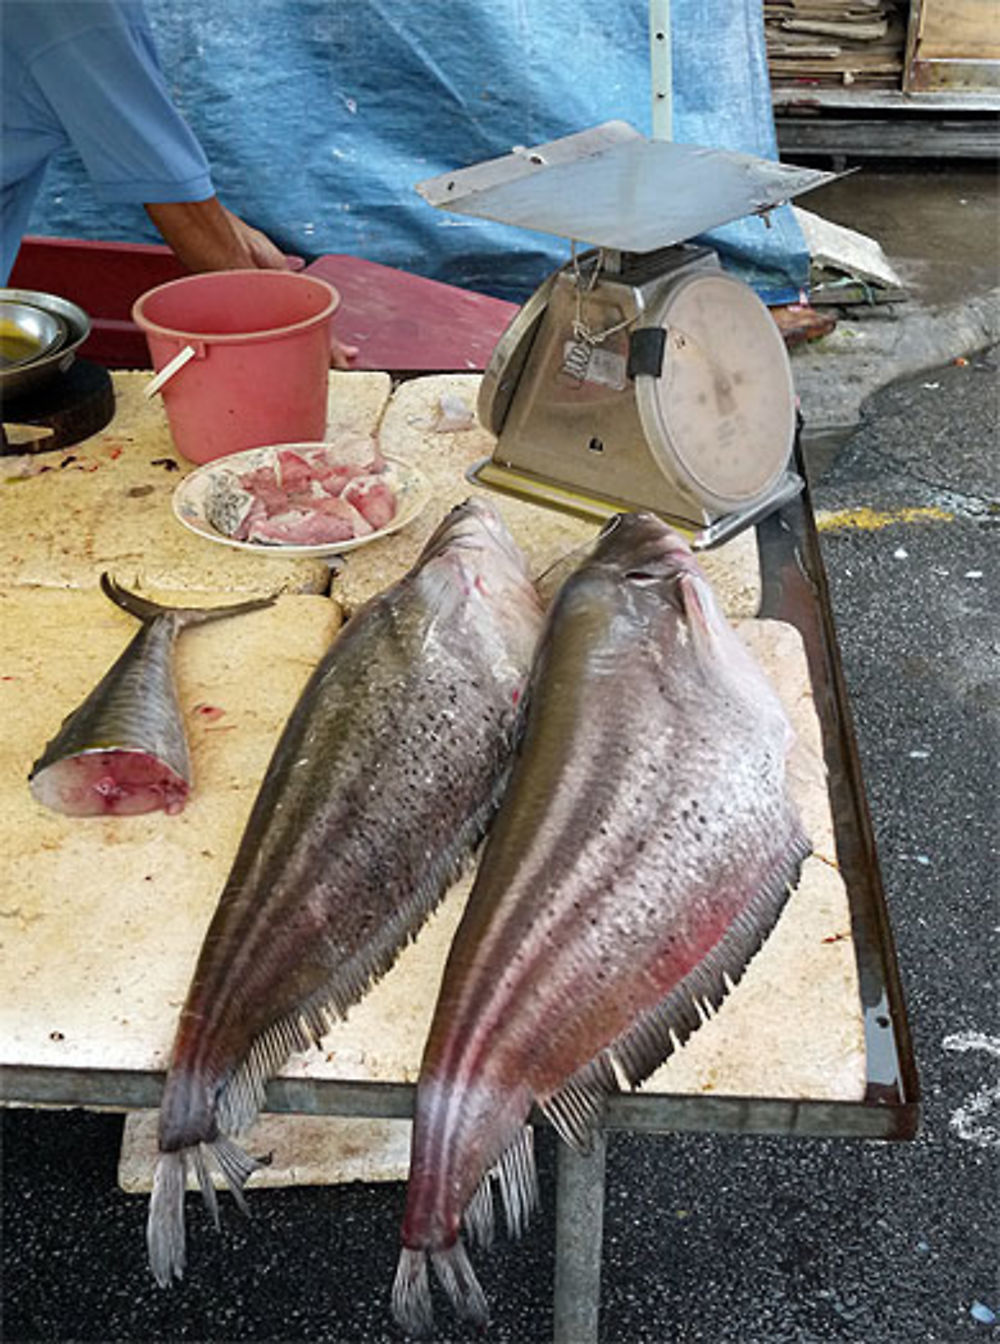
[[635, 271, 796, 512]]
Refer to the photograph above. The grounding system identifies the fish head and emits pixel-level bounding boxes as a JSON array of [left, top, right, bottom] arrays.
[[412, 498, 544, 660], [591, 511, 698, 582], [416, 496, 523, 571], [582, 513, 793, 743], [566, 512, 702, 637]]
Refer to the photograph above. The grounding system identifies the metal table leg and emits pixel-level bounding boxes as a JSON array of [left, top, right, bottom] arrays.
[[553, 1130, 607, 1344]]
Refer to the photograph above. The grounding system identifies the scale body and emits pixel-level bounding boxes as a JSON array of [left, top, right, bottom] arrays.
[[478, 243, 800, 534], [416, 122, 836, 543]]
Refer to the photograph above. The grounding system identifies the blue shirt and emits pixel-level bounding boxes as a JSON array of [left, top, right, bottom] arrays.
[[2, 0, 214, 281]]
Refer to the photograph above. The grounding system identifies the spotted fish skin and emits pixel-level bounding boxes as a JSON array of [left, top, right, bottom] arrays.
[[28, 575, 275, 817], [393, 513, 811, 1334], [148, 499, 544, 1288]]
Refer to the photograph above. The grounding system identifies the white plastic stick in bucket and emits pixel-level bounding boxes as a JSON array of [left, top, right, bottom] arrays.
[[143, 343, 198, 398]]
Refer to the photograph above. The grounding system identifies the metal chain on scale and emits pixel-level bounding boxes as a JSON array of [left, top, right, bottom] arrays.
[[563, 243, 643, 381]]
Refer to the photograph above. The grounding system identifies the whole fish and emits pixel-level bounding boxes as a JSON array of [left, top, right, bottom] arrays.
[[393, 513, 811, 1333], [147, 499, 544, 1287], [28, 574, 275, 817]]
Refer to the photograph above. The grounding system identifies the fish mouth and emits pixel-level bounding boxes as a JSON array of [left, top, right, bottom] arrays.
[[594, 512, 699, 588]]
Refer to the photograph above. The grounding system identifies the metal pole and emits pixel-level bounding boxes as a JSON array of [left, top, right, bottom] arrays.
[[649, 0, 673, 140], [552, 1131, 607, 1344]]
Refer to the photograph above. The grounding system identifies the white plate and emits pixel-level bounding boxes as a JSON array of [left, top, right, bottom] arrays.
[[172, 442, 431, 558]]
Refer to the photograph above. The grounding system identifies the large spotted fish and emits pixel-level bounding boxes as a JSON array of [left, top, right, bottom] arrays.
[[29, 574, 274, 817], [147, 499, 543, 1287], [393, 512, 811, 1333]]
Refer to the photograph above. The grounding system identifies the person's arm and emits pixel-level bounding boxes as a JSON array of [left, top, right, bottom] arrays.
[[144, 198, 286, 272]]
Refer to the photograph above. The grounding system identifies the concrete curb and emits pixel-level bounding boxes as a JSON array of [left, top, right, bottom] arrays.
[[791, 286, 1000, 435]]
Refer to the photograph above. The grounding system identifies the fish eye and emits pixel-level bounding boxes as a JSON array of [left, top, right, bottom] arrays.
[[624, 570, 660, 585]]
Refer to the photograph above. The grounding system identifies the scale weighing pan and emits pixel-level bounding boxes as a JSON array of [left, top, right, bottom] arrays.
[[416, 120, 835, 253], [416, 123, 836, 544]]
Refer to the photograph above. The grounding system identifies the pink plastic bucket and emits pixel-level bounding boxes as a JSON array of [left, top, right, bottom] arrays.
[[132, 270, 339, 464]]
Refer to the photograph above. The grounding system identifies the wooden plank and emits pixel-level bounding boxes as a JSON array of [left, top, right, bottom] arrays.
[[907, 60, 1000, 92], [776, 113, 1000, 158], [773, 83, 1000, 108], [304, 255, 517, 373], [0, 585, 866, 1108], [9, 239, 520, 374], [905, 0, 1000, 91], [781, 18, 889, 39], [917, 0, 1000, 60]]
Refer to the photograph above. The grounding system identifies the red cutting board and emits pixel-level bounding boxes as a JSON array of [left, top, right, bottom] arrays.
[[11, 238, 518, 373], [305, 254, 517, 372]]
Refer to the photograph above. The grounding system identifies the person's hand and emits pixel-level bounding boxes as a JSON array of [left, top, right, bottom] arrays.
[[221, 206, 291, 270], [331, 337, 359, 370]]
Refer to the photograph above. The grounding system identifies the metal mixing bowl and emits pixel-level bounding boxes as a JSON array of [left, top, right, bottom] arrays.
[[0, 289, 92, 400], [0, 301, 68, 369]]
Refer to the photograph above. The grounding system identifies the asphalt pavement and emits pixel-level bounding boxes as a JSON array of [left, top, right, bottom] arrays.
[[3, 169, 999, 1343]]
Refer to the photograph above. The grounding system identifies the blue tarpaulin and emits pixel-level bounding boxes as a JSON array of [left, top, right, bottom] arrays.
[[26, 0, 809, 303]]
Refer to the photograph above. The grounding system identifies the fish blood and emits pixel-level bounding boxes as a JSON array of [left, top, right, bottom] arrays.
[[393, 512, 811, 1333]]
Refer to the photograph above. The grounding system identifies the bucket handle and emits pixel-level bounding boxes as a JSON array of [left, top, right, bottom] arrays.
[[144, 343, 201, 399]]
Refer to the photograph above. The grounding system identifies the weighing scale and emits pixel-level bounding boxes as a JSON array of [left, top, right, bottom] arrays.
[[416, 121, 836, 547]]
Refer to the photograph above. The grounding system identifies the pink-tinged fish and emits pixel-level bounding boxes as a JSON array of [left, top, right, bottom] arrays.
[[393, 513, 811, 1333], [147, 499, 543, 1287], [28, 575, 275, 817]]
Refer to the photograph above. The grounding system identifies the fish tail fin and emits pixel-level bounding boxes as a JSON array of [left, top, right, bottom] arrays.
[[393, 1128, 534, 1333], [100, 572, 277, 629], [147, 1150, 188, 1287], [147, 1137, 265, 1286], [392, 1248, 433, 1337], [391, 1243, 489, 1337], [432, 1243, 489, 1328]]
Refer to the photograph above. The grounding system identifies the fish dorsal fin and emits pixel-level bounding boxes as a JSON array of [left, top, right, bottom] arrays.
[[542, 825, 811, 1152]]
